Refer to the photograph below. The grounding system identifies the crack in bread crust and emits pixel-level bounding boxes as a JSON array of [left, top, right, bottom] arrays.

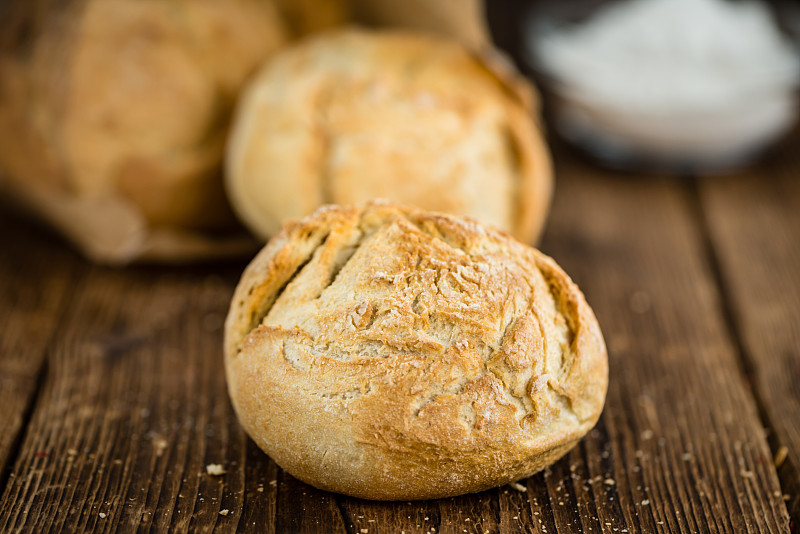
[[224, 201, 607, 500]]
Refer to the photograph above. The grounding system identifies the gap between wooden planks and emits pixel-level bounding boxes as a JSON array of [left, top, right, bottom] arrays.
[[696, 150, 800, 524], [0, 212, 85, 478], [0, 150, 793, 532]]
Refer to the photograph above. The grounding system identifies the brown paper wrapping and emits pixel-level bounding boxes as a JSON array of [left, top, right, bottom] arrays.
[[0, 0, 538, 264]]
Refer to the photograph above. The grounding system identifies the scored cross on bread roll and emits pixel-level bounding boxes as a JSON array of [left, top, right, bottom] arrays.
[[224, 201, 607, 500]]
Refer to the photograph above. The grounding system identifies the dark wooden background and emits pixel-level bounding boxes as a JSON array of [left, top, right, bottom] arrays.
[[1, 134, 798, 532]]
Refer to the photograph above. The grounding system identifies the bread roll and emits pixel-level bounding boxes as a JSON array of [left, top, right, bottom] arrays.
[[226, 29, 553, 245], [224, 201, 607, 500], [0, 0, 288, 262]]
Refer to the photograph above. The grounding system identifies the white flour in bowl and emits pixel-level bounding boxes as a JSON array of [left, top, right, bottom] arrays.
[[526, 0, 800, 170]]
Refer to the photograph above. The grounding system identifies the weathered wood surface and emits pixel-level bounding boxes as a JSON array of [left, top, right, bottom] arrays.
[[539, 157, 789, 533], [0, 212, 84, 477], [0, 242, 248, 532], [698, 152, 800, 523], [0, 153, 796, 532]]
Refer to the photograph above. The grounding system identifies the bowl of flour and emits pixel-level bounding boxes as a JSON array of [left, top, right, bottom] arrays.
[[524, 0, 800, 173]]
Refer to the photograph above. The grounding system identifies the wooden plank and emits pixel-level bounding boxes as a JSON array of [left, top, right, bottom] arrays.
[[699, 158, 800, 522], [338, 486, 511, 534], [337, 492, 440, 534], [275, 473, 346, 534], [0, 261, 251, 532], [0, 208, 84, 477], [532, 156, 790, 532], [238, 440, 279, 533]]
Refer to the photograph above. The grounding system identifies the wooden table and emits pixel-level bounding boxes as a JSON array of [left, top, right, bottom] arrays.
[[0, 140, 798, 532]]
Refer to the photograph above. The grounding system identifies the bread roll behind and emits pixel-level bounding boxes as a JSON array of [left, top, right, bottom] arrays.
[[226, 29, 553, 245]]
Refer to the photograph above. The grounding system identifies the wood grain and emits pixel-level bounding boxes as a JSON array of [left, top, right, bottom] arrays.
[[0, 211, 84, 478], [699, 160, 800, 523], [536, 156, 790, 533], [238, 440, 279, 533], [0, 258, 248, 532], [0, 148, 794, 532]]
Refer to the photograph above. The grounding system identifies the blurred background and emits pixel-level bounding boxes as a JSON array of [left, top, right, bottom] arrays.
[[0, 0, 798, 264], [489, 0, 800, 174]]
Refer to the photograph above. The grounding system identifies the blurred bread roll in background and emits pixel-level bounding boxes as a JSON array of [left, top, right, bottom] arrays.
[[226, 29, 553, 245], [0, 0, 341, 262]]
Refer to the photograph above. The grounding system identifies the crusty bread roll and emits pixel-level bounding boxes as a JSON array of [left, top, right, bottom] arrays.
[[0, 0, 288, 262], [224, 201, 607, 500], [226, 29, 553, 245]]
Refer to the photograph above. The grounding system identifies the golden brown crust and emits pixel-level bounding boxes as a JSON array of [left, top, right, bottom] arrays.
[[225, 201, 607, 500], [226, 29, 553, 245]]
